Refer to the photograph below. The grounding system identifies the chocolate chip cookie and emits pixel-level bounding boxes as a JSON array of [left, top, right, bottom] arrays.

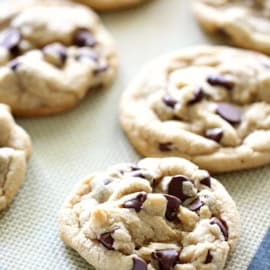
[[74, 0, 147, 11], [0, 0, 118, 116], [120, 46, 270, 173], [192, 0, 270, 54], [0, 104, 31, 211], [59, 157, 240, 270]]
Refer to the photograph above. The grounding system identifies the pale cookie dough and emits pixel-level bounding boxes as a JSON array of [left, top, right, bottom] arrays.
[[73, 0, 147, 11], [192, 0, 270, 54], [0, 104, 31, 211], [120, 46, 270, 173], [59, 157, 240, 270], [0, 0, 118, 116]]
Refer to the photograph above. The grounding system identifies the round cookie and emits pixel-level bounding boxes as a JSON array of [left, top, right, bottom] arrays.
[[192, 0, 270, 54], [0, 104, 31, 211], [120, 46, 270, 173], [59, 157, 240, 270], [73, 0, 147, 11], [0, 0, 118, 116]]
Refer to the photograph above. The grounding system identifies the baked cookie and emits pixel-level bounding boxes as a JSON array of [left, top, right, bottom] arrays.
[[192, 0, 270, 54], [73, 0, 147, 11], [120, 46, 270, 173], [59, 157, 240, 270], [0, 0, 118, 116], [0, 104, 31, 211]]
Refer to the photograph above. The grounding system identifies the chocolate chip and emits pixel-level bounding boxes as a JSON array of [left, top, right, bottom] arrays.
[[159, 142, 173, 152], [99, 230, 116, 250], [188, 87, 204, 105], [131, 164, 140, 171], [8, 59, 20, 71], [205, 128, 223, 142], [132, 256, 148, 270], [162, 95, 177, 108], [123, 192, 147, 212], [216, 103, 241, 124], [187, 198, 203, 211], [152, 249, 179, 270], [207, 74, 234, 91], [74, 28, 96, 47], [0, 29, 21, 53], [42, 43, 67, 65], [205, 250, 213, 264], [210, 217, 228, 241], [200, 176, 211, 188], [164, 194, 181, 221], [76, 51, 98, 62], [168, 175, 191, 201]]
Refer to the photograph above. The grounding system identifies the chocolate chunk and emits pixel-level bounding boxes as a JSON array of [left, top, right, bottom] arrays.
[[187, 198, 203, 211], [164, 194, 181, 221], [8, 59, 20, 71], [210, 217, 228, 241], [205, 250, 213, 264], [74, 28, 96, 47], [99, 230, 116, 250], [168, 175, 191, 201], [123, 192, 147, 212], [207, 74, 234, 90], [205, 128, 223, 142], [216, 103, 241, 124], [0, 29, 21, 53], [162, 95, 177, 108], [159, 142, 173, 152], [188, 87, 204, 105], [152, 249, 179, 270], [132, 256, 148, 270], [200, 176, 211, 188], [42, 43, 67, 65]]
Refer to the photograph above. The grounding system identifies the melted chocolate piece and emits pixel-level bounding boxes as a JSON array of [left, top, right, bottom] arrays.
[[74, 28, 96, 47], [132, 256, 148, 270], [42, 43, 67, 63], [164, 194, 181, 221], [216, 103, 241, 124], [207, 74, 234, 91], [210, 217, 229, 241], [188, 87, 204, 105], [99, 230, 117, 250], [152, 249, 179, 270], [123, 193, 147, 212], [163, 95, 177, 108], [159, 142, 173, 152], [0, 29, 21, 53], [200, 176, 211, 188], [187, 198, 203, 211], [205, 128, 223, 143], [168, 175, 191, 201], [205, 250, 213, 264]]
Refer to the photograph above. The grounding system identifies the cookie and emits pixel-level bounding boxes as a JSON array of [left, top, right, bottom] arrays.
[[0, 104, 31, 211], [120, 46, 270, 173], [73, 0, 147, 11], [0, 0, 118, 116], [192, 0, 270, 54], [59, 157, 240, 270]]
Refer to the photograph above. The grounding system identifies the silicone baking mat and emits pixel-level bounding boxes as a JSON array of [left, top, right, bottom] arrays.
[[0, 0, 269, 269]]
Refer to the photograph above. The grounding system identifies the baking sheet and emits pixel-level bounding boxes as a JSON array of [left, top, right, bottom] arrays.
[[1, 0, 270, 269]]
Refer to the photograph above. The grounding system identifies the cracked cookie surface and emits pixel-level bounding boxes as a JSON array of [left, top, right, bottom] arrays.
[[0, 103, 31, 211], [73, 0, 147, 11], [59, 157, 240, 270], [120, 46, 270, 173], [0, 0, 118, 116], [192, 0, 270, 54]]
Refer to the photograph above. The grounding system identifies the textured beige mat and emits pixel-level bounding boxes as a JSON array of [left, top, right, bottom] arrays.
[[0, 0, 270, 269]]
